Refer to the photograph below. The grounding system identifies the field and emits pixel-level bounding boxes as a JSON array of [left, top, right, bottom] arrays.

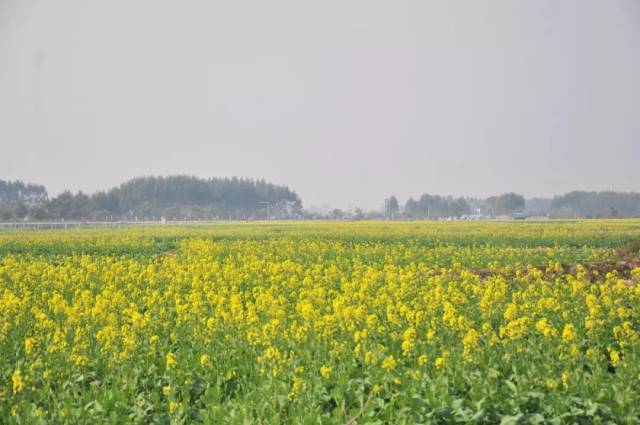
[[1, 220, 640, 424]]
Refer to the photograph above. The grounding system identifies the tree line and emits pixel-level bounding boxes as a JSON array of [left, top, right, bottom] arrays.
[[549, 191, 640, 218], [0, 176, 302, 221], [2, 177, 639, 221], [383, 192, 525, 219], [378, 191, 640, 219]]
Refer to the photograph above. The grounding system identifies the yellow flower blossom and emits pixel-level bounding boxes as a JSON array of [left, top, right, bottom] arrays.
[[609, 348, 621, 367], [24, 337, 37, 355], [418, 354, 428, 366], [382, 355, 397, 371], [288, 376, 304, 400], [320, 366, 332, 379], [12, 369, 24, 394], [364, 351, 374, 365], [562, 324, 577, 343], [200, 354, 210, 368], [165, 352, 177, 369]]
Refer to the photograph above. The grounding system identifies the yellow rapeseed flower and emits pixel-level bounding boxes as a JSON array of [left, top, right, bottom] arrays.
[[364, 351, 374, 365], [12, 369, 24, 394], [200, 354, 211, 367], [562, 324, 576, 343], [609, 348, 621, 367], [320, 366, 332, 379], [165, 352, 177, 369], [24, 337, 37, 355], [288, 376, 304, 400], [381, 355, 397, 371]]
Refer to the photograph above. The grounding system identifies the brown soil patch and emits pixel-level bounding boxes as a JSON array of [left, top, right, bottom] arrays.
[[472, 240, 640, 281]]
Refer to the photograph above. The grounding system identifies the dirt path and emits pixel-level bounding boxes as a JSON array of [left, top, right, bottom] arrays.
[[473, 240, 640, 281]]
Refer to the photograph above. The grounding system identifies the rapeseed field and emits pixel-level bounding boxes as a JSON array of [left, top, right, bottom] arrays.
[[1, 221, 639, 424]]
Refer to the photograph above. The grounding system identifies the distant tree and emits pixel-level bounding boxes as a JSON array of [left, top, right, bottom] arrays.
[[329, 209, 344, 220], [0, 180, 48, 218], [403, 194, 470, 219], [13, 203, 28, 219], [47, 191, 75, 219], [525, 198, 552, 216], [504, 193, 525, 212], [404, 197, 418, 218], [386, 196, 399, 219], [486, 193, 525, 216], [41, 175, 304, 220], [44, 191, 93, 220], [551, 191, 640, 218], [30, 205, 50, 220], [93, 190, 121, 215], [449, 197, 471, 217]]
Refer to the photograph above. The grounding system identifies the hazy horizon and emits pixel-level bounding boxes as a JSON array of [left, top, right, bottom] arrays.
[[1, 0, 639, 210]]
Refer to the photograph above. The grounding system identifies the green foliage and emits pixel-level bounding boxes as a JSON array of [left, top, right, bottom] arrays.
[[0, 180, 48, 220], [404, 195, 471, 218], [0, 176, 302, 221], [552, 191, 640, 218], [485, 193, 525, 216]]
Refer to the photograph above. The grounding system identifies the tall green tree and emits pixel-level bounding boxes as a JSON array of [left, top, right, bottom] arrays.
[[386, 196, 399, 218]]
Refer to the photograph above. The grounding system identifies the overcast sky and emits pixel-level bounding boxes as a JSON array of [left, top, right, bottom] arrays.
[[1, 0, 639, 210]]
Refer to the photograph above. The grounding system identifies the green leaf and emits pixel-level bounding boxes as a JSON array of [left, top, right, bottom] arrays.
[[500, 414, 523, 425]]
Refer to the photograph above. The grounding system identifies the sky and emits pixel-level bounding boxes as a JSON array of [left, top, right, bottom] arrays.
[[0, 0, 639, 210]]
